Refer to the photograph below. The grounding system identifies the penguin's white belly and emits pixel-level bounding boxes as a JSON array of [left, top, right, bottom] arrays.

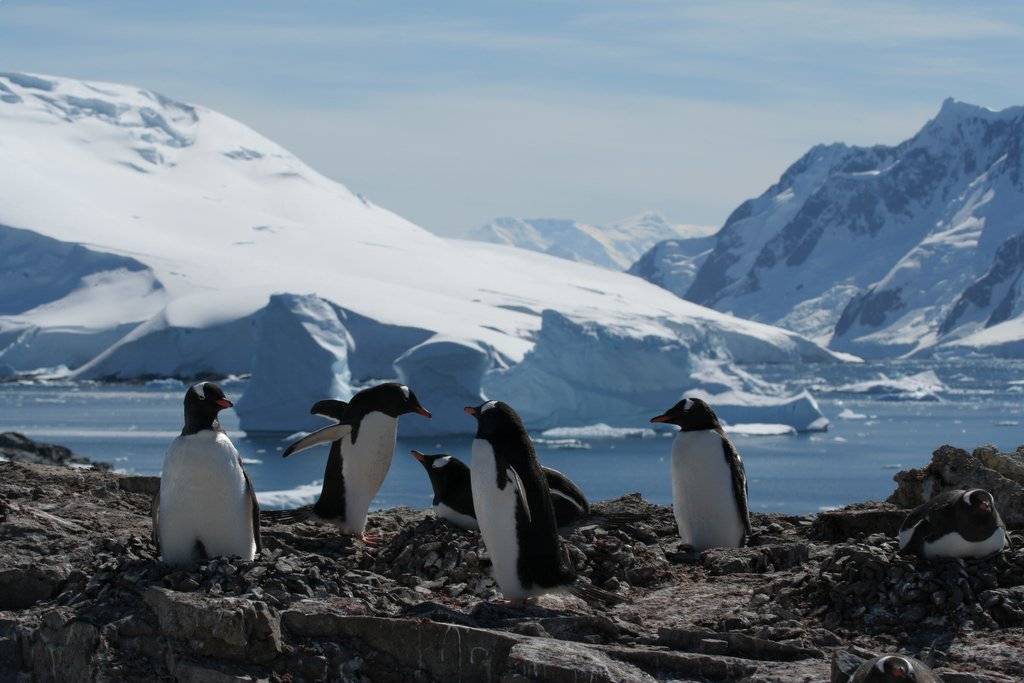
[[339, 412, 397, 535], [671, 430, 744, 551], [159, 431, 255, 565], [471, 439, 535, 599], [923, 527, 1006, 559], [434, 502, 479, 530]]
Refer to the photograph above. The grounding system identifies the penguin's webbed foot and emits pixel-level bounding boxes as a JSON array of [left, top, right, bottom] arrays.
[[361, 532, 382, 546]]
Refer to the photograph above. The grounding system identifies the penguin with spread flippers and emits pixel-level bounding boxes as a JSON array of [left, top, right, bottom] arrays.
[[651, 397, 750, 551], [898, 488, 1006, 559], [267, 383, 430, 543], [154, 382, 260, 566], [411, 450, 589, 530]]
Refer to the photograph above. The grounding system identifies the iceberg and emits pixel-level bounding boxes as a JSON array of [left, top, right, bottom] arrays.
[[827, 370, 945, 401], [540, 424, 657, 440]]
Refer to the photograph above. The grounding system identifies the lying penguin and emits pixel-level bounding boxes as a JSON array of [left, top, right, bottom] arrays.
[[850, 654, 940, 682], [154, 382, 261, 566], [650, 397, 750, 551], [411, 450, 589, 530], [898, 488, 1006, 559], [266, 383, 431, 544]]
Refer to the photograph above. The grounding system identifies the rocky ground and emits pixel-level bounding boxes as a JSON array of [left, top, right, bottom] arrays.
[[1, 442, 1023, 682]]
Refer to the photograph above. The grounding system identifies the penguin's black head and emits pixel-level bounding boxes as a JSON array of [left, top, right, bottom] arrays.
[[963, 489, 995, 516], [411, 449, 455, 472], [464, 400, 525, 438], [351, 382, 432, 419], [873, 655, 914, 680], [183, 382, 233, 433], [650, 397, 721, 431]]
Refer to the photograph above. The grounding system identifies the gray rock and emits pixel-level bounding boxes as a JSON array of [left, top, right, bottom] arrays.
[[507, 638, 657, 683]]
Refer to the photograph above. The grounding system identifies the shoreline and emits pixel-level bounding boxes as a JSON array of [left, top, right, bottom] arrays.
[[1, 443, 1023, 681]]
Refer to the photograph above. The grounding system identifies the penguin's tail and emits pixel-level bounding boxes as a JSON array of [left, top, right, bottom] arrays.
[[262, 506, 315, 525], [571, 581, 625, 606]]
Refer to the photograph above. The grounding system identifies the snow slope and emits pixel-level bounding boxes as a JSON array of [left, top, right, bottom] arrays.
[[468, 212, 713, 270], [637, 99, 1024, 357], [0, 72, 841, 433]]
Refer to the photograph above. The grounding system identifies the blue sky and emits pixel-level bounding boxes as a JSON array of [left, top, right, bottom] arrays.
[[2, 1, 1023, 234]]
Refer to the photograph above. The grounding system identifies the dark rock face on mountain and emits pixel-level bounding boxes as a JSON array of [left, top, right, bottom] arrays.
[[627, 233, 719, 300], [1, 459, 1021, 681], [632, 99, 1024, 358]]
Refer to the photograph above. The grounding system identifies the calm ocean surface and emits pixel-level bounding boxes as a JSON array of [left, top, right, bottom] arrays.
[[1, 359, 1022, 515]]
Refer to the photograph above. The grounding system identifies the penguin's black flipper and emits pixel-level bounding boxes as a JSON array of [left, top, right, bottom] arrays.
[[243, 469, 262, 553], [282, 423, 352, 458], [151, 490, 161, 552], [720, 435, 751, 538]]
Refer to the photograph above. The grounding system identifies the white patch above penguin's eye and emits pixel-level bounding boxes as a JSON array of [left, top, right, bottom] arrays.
[[191, 382, 208, 399], [481, 400, 498, 413], [399, 385, 410, 399], [682, 398, 693, 411], [432, 456, 452, 469]]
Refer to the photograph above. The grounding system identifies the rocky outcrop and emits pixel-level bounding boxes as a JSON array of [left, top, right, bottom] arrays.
[[1, 460, 1022, 681], [0, 432, 109, 470], [889, 444, 1024, 526]]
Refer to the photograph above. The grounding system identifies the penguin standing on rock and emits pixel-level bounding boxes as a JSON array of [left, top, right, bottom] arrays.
[[411, 450, 590, 530], [650, 397, 750, 551], [465, 400, 579, 603], [850, 655, 940, 682], [154, 382, 261, 566], [898, 488, 1006, 559], [272, 383, 431, 544]]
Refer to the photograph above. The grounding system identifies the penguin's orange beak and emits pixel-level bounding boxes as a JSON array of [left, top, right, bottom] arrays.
[[411, 450, 427, 463], [464, 406, 478, 416], [414, 405, 432, 418], [215, 398, 233, 409], [650, 414, 672, 423]]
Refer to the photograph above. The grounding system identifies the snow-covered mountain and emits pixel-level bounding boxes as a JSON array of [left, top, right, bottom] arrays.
[[633, 99, 1024, 357], [626, 231, 719, 300], [467, 212, 713, 270], [0, 72, 842, 434]]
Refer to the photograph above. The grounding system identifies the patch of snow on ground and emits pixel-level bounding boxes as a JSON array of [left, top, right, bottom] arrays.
[[725, 423, 797, 436], [257, 481, 323, 509], [540, 423, 656, 439]]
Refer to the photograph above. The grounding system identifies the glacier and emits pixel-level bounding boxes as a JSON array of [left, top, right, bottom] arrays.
[[468, 212, 714, 270], [0, 72, 845, 435]]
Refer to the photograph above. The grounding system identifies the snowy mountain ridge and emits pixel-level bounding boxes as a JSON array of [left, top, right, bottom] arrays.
[[0, 72, 841, 434], [632, 98, 1024, 358], [468, 212, 714, 270]]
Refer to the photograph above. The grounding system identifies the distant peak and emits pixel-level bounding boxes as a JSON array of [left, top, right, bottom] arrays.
[[930, 97, 1023, 126]]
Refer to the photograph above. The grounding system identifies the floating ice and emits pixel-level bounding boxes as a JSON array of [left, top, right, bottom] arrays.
[[540, 423, 656, 440]]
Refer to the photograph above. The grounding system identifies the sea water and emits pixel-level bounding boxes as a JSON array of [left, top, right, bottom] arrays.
[[1, 359, 1022, 515]]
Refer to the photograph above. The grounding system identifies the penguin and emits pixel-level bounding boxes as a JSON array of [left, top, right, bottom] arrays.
[[274, 383, 431, 543], [411, 450, 590, 530], [465, 400, 577, 603], [850, 655, 940, 682], [650, 397, 750, 551], [153, 382, 261, 566], [898, 488, 1006, 559]]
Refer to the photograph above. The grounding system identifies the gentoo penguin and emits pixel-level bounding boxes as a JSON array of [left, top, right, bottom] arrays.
[[898, 488, 1006, 559], [277, 383, 431, 543], [153, 382, 260, 566], [651, 397, 750, 551], [850, 655, 940, 682], [465, 400, 576, 602], [411, 450, 590, 530]]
